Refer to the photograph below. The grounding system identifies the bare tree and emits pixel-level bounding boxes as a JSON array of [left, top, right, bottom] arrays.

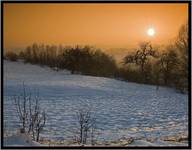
[[13, 82, 29, 133], [90, 122, 98, 145], [13, 82, 46, 142], [175, 23, 188, 92], [75, 107, 96, 145], [124, 42, 156, 82], [175, 23, 188, 55], [35, 111, 46, 141], [157, 48, 178, 86]]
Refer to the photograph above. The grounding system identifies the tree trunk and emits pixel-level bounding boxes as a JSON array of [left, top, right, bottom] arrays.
[[36, 130, 40, 142]]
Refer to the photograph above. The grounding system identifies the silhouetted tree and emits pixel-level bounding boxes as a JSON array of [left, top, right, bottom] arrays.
[[61, 46, 117, 77], [175, 23, 188, 92], [124, 42, 156, 82], [157, 46, 178, 86], [5, 51, 18, 61]]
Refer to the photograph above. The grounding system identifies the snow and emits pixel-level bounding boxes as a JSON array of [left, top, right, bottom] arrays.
[[152, 139, 187, 146], [128, 140, 156, 146], [127, 139, 186, 147], [4, 132, 42, 146], [3, 134, 187, 147], [3, 60, 188, 146]]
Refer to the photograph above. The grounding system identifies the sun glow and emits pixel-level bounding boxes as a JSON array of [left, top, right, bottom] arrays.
[[147, 28, 155, 36]]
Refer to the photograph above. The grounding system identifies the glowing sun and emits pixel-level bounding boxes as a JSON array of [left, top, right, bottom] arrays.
[[147, 28, 155, 36]]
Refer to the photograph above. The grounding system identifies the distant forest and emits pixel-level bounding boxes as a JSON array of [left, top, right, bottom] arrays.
[[4, 23, 188, 93]]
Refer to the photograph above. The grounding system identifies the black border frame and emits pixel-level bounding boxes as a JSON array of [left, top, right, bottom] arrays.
[[1, 0, 191, 149]]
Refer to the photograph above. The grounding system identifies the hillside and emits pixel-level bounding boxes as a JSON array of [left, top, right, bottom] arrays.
[[4, 60, 188, 146]]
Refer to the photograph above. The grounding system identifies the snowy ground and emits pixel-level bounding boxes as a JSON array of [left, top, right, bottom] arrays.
[[3, 60, 188, 146], [3, 132, 187, 147], [4, 132, 42, 146]]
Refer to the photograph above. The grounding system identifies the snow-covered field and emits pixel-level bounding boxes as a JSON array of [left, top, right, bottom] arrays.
[[3, 60, 188, 145], [4, 132, 42, 147]]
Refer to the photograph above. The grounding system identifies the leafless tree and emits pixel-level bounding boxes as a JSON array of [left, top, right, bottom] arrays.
[[35, 110, 46, 141], [124, 42, 157, 82], [175, 23, 188, 92], [13, 82, 46, 141], [13, 82, 29, 133], [175, 23, 188, 55], [90, 122, 98, 145], [157, 48, 178, 86], [75, 107, 96, 145]]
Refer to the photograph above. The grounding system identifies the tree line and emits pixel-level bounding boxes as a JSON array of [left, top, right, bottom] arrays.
[[4, 23, 188, 93], [120, 23, 188, 92], [5, 45, 117, 78]]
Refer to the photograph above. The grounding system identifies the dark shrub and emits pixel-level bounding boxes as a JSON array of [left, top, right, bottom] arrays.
[[5, 51, 18, 61]]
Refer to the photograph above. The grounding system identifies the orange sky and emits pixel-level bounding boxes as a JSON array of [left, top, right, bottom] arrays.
[[4, 3, 188, 51]]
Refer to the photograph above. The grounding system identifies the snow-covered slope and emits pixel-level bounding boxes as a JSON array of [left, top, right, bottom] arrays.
[[4, 60, 188, 143]]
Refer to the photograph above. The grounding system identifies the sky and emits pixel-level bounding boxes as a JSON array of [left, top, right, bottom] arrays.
[[4, 3, 188, 51]]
